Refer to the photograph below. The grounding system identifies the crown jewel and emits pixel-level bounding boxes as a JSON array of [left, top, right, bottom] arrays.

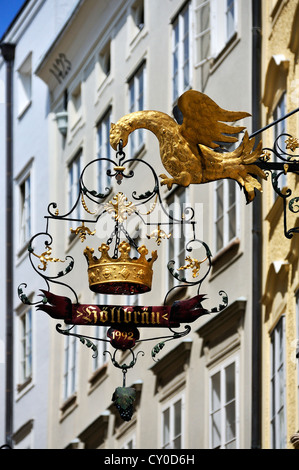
[[84, 241, 158, 295]]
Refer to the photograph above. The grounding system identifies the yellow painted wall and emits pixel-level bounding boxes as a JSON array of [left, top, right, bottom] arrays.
[[261, 0, 299, 449]]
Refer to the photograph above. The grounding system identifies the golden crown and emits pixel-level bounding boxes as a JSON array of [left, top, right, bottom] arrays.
[[84, 241, 158, 295]]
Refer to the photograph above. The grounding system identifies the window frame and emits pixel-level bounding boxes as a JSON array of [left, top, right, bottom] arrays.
[[68, 150, 83, 221], [16, 159, 34, 252], [194, 0, 211, 89], [19, 173, 32, 249], [128, 61, 146, 156], [210, 0, 238, 59], [209, 354, 239, 449], [172, 1, 192, 103], [99, 40, 111, 83], [69, 81, 83, 131], [131, 0, 145, 36], [63, 325, 78, 401], [121, 434, 136, 449], [161, 391, 185, 449], [97, 108, 112, 197], [17, 52, 32, 117], [270, 316, 287, 449], [18, 306, 33, 387], [214, 177, 239, 254]]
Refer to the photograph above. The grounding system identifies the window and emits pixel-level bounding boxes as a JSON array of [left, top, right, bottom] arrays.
[[97, 109, 112, 196], [131, 0, 144, 35], [19, 307, 33, 386], [210, 0, 237, 58], [99, 41, 111, 85], [63, 326, 77, 400], [226, 0, 235, 40], [121, 435, 136, 449], [270, 317, 286, 449], [92, 294, 109, 372], [128, 63, 145, 155], [166, 189, 188, 292], [214, 178, 238, 252], [195, 0, 211, 89], [17, 53, 32, 116], [19, 174, 31, 247], [273, 93, 287, 195], [172, 2, 192, 102], [68, 151, 82, 221], [69, 83, 82, 129], [209, 356, 238, 448], [162, 394, 184, 449]]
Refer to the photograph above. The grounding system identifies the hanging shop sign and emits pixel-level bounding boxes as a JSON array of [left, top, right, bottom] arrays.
[[19, 90, 299, 421]]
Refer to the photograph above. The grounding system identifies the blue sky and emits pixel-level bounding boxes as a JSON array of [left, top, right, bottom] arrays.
[[0, 0, 27, 39]]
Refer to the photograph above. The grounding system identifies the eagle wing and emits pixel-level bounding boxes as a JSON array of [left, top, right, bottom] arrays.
[[176, 90, 251, 150]]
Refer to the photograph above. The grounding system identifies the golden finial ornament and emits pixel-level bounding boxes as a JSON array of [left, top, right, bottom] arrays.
[[70, 222, 96, 242], [146, 225, 171, 245]]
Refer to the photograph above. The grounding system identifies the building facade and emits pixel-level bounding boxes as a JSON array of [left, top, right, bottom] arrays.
[[0, 0, 82, 449], [260, 0, 299, 449], [0, 0, 281, 449], [34, 0, 257, 449]]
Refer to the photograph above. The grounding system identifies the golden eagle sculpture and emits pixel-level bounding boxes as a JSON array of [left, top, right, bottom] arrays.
[[110, 90, 266, 202]]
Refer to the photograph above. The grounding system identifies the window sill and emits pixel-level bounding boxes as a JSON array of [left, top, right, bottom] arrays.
[[60, 393, 78, 421], [128, 143, 146, 167], [68, 115, 85, 142], [96, 74, 113, 102], [270, 0, 288, 28], [210, 32, 240, 74], [16, 376, 33, 399], [17, 100, 32, 120], [88, 363, 108, 393], [210, 238, 241, 278], [129, 26, 148, 54], [16, 241, 30, 262]]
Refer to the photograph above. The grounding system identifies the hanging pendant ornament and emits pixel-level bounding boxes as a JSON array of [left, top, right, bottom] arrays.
[[112, 386, 136, 422]]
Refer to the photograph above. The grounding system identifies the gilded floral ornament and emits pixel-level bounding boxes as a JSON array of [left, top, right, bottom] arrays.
[[103, 192, 137, 223], [110, 90, 267, 202], [28, 245, 65, 271], [70, 222, 96, 242], [178, 255, 208, 278], [285, 136, 299, 152], [146, 225, 171, 245]]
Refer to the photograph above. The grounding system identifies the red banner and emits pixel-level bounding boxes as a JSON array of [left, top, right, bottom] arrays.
[[37, 290, 208, 329]]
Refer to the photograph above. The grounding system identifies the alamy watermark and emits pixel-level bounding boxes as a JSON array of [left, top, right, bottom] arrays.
[[94, 201, 204, 243]]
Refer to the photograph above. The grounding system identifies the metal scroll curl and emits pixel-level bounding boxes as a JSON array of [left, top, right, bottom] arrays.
[[258, 132, 299, 238], [164, 238, 212, 303]]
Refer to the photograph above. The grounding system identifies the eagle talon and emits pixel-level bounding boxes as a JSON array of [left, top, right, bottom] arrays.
[[159, 174, 174, 190]]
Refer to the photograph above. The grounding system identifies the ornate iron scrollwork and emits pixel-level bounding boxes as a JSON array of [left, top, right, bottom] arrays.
[[256, 131, 299, 238]]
